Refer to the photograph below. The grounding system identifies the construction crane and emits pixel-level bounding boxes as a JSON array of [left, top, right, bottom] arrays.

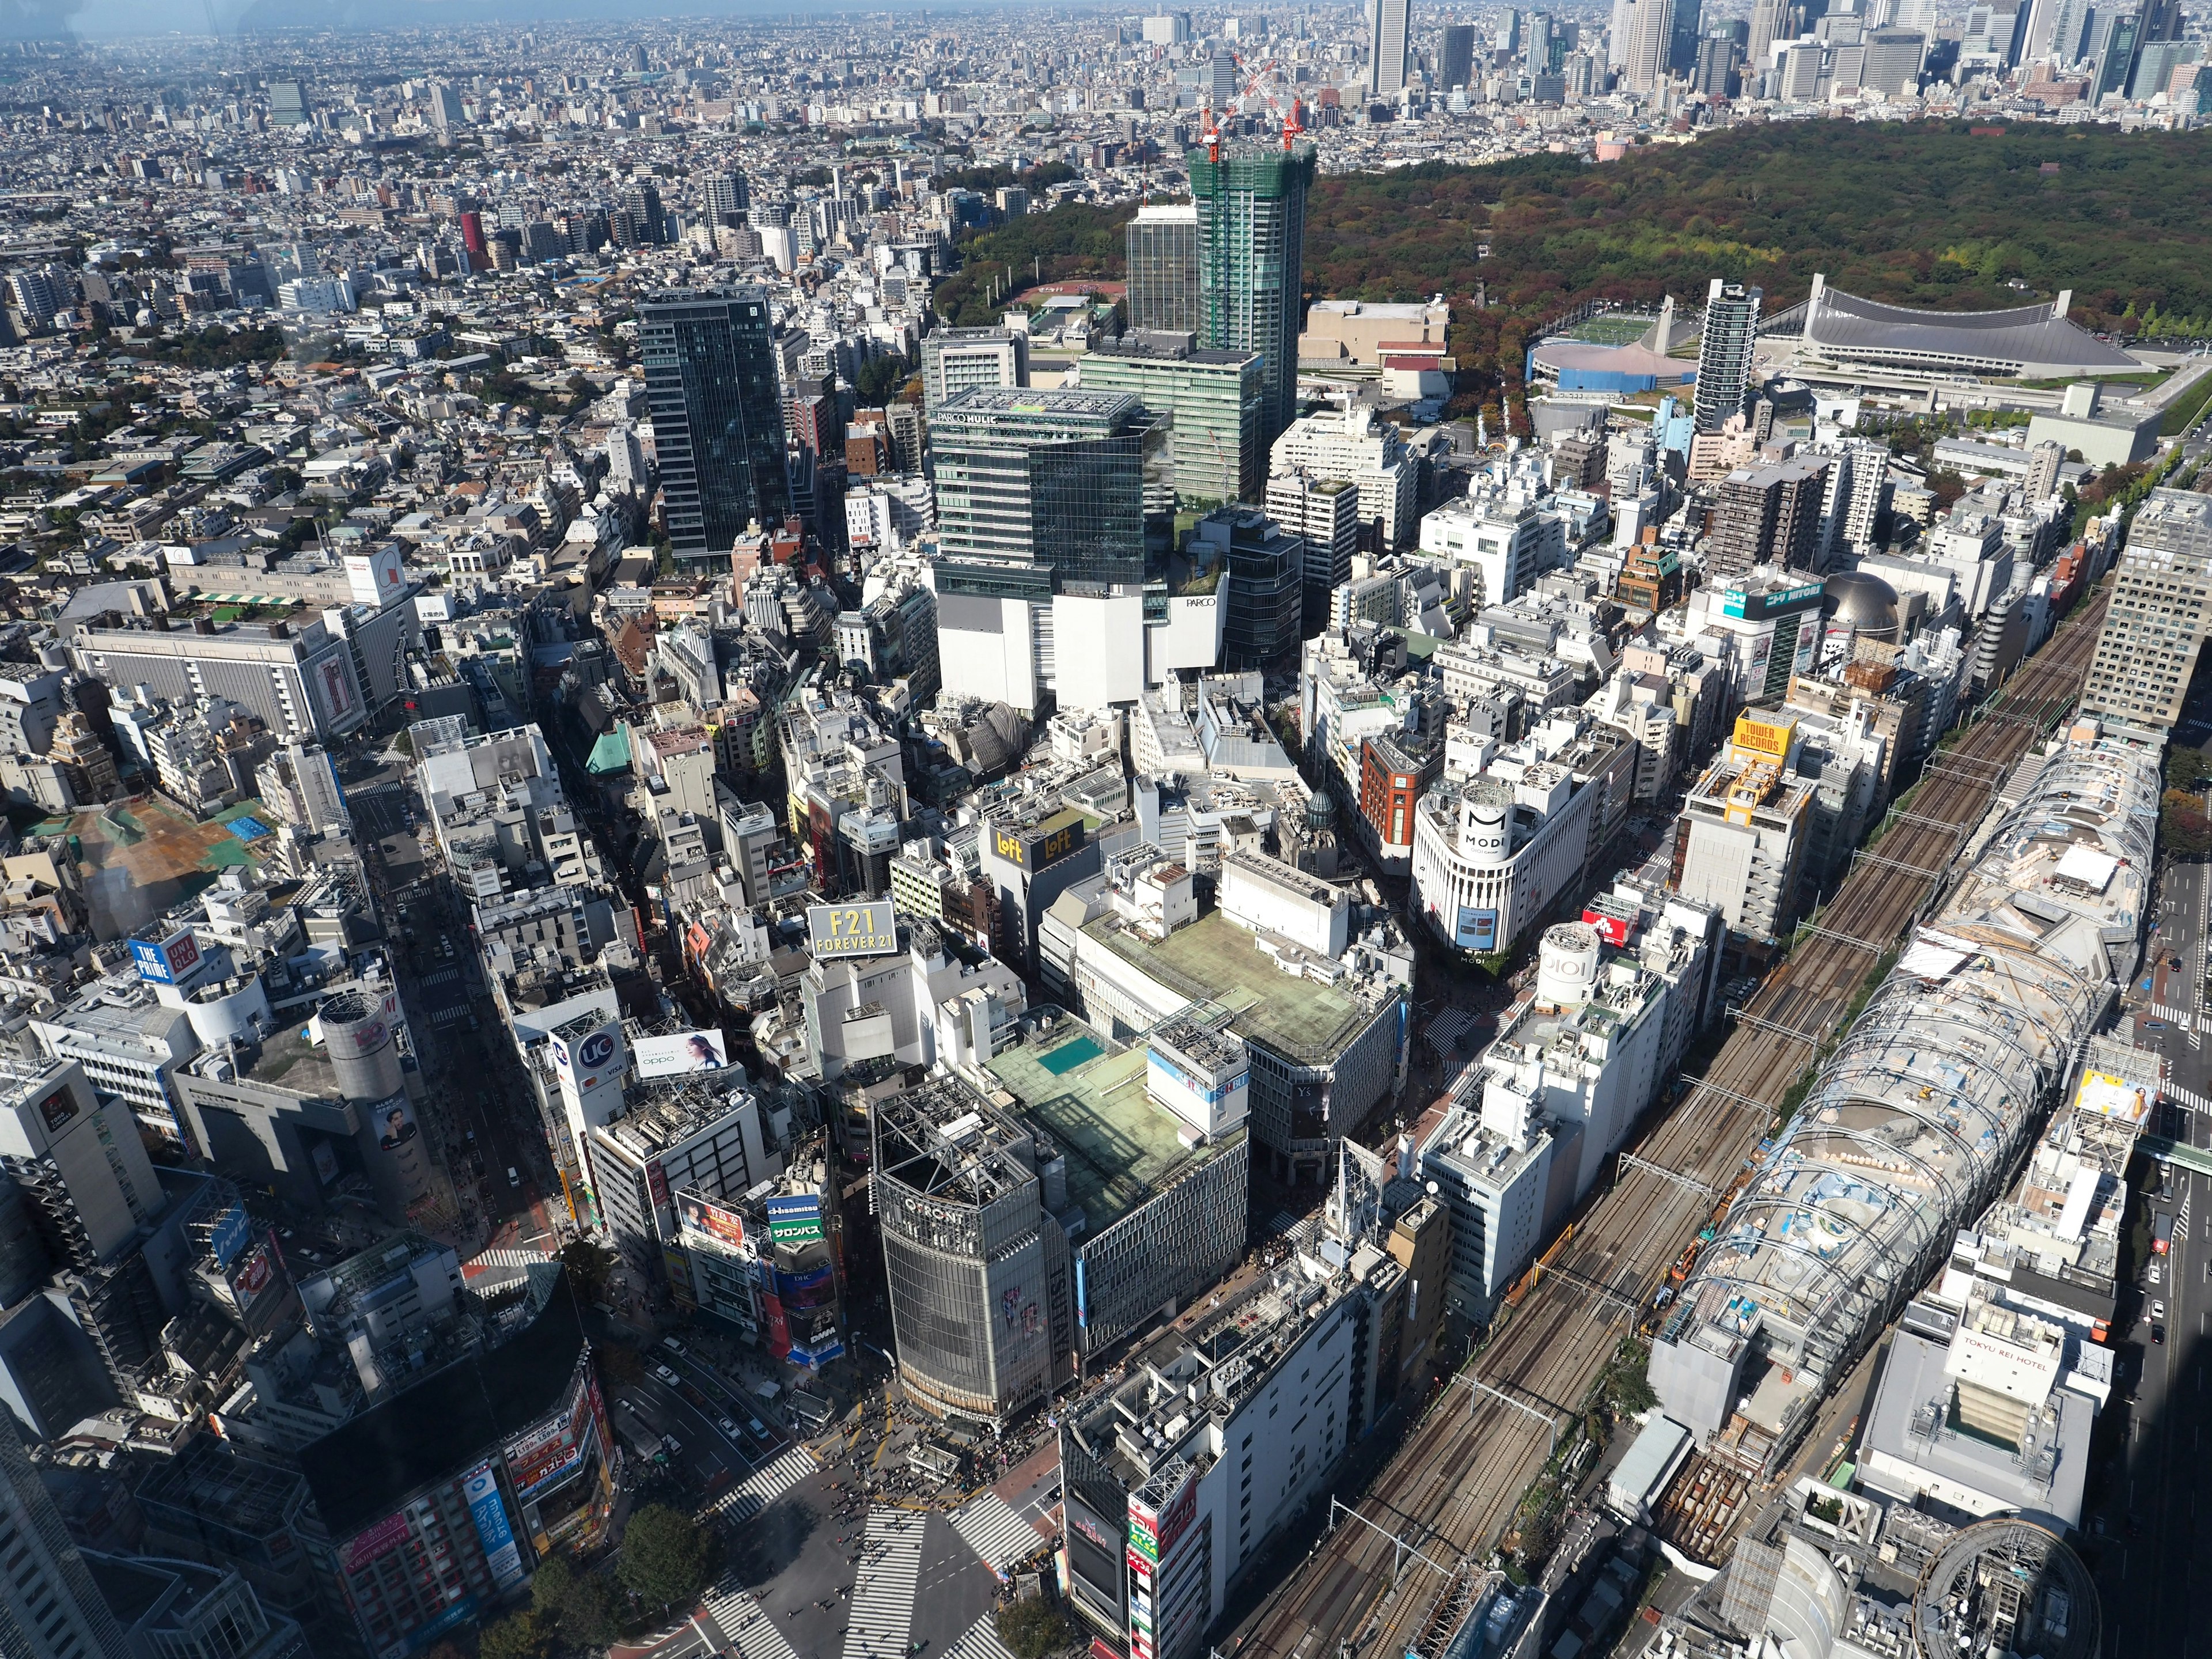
[[1230, 52, 1309, 151]]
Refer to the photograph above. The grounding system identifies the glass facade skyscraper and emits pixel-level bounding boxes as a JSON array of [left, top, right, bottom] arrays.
[[1125, 204, 1200, 335], [641, 288, 793, 568], [930, 387, 1162, 589], [1190, 139, 1316, 452], [1079, 334, 1264, 506]]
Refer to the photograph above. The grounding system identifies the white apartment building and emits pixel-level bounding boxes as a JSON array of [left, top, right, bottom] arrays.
[[1269, 406, 1418, 548], [1416, 496, 1567, 610]]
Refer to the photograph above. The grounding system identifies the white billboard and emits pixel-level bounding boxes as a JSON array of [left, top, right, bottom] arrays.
[[634, 1030, 729, 1080]]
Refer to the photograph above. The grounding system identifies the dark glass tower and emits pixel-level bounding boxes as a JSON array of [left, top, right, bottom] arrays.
[[641, 288, 793, 568], [930, 387, 1160, 589], [1190, 139, 1316, 450], [1125, 204, 1200, 335]]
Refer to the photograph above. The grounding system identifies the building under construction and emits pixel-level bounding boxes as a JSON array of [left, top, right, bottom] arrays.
[[1187, 138, 1315, 448]]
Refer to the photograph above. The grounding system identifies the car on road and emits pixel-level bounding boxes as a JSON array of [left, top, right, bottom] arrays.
[[656, 1365, 678, 1384], [747, 1415, 770, 1442], [508, 1166, 521, 1186], [2153, 1300, 2166, 1320], [719, 1416, 741, 1439], [2154, 1323, 2168, 1345], [2150, 1260, 2163, 1286]]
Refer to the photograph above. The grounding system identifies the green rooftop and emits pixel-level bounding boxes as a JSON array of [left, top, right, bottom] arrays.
[[985, 1022, 1232, 1236], [1085, 908, 1386, 1065]]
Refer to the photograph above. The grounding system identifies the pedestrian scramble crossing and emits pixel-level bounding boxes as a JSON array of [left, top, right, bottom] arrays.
[[700, 1581, 802, 1659], [2150, 1003, 2196, 1030], [702, 1446, 818, 1523], [942, 1612, 1020, 1659], [2169, 1082, 2212, 1113], [842, 1508, 925, 1659], [950, 1492, 1046, 1574]]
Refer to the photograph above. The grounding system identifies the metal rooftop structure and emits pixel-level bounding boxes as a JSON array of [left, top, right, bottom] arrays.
[[1650, 721, 2160, 1476]]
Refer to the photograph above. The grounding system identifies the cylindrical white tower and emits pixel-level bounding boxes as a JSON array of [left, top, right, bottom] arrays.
[[1536, 922, 1603, 1007], [1457, 779, 1513, 866], [318, 990, 404, 1104]]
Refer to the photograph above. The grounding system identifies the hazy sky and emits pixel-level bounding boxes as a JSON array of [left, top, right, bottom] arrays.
[[29, 0, 961, 41]]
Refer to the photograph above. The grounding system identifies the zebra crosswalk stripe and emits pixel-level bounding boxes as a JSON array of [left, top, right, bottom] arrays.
[[463, 1247, 552, 1270], [701, 1446, 818, 1524], [701, 1581, 803, 1659], [942, 1612, 1020, 1659], [842, 1508, 925, 1659], [950, 1492, 1046, 1573]]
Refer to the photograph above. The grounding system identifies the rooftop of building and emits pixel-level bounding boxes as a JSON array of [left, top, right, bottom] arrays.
[[221, 1016, 343, 1099], [873, 1072, 1040, 1211], [1801, 282, 2139, 376], [1066, 1244, 1390, 1488], [132, 1431, 303, 1532], [1084, 905, 1384, 1065], [1087, 331, 1256, 368], [597, 1080, 760, 1160], [294, 1264, 585, 1537], [982, 1010, 1240, 1239], [1855, 1326, 2092, 1531]]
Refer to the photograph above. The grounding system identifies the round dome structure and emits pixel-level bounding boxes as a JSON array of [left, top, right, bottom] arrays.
[[1822, 570, 1900, 642]]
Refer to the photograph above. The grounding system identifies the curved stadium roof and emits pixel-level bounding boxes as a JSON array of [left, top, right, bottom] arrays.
[[1801, 282, 2141, 378]]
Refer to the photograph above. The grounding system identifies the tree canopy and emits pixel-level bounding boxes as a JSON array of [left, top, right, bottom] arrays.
[[617, 1503, 715, 1613]]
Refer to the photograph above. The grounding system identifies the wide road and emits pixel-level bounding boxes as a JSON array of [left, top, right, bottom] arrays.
[[1221, 585, 2112, 1659]]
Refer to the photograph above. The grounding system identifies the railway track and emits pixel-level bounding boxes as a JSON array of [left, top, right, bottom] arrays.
[[1224, 588, 2113, 1659]]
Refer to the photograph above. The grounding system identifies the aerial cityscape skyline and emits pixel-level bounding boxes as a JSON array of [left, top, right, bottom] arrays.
[[0, 3, 2203, 1659]]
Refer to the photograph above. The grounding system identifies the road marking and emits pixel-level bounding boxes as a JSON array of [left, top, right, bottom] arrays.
[[702, 1581, 804, 1659], [843, 1508, 925, 1659], [950, 1491, 1048, 1574], [700, 1446, 819, 1523], [942, 1612, 1020, 1659]]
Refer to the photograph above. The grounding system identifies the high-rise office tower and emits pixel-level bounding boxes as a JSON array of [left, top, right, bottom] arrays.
[[919, 327, 1029, 415], [427, 81, 464, 130], [2080, 490, 2212, 731], [1695, 29, 1742, 92], [1611, 0, 1638, 67], [703, 169, 750, 223], [0, 1407, 130, 1659], [1745, 0, 1787, 81], [1625, 0, 1676, 87], [2141, 0, 2185, 42], [1668, 0, 1706, 73], [1368, 0, 1411, 95], [1126, 204, 1201, 334], [1440, 22, 1478, 88], [2040, 0, 2095, 60], [619, 181, 666, 244], [930, 388, 1156, 585], [2091, 9, 2140, 96], [640, 289, 793, 567], [1210, 47, 1240, 108], [1191, 139, 1317, 449], [929, 389, 1171, 713], [1693, 279, 1763, 432]]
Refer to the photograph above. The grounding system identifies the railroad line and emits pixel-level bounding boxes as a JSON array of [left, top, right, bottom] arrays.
[[1222, 589, 2111, 1659]]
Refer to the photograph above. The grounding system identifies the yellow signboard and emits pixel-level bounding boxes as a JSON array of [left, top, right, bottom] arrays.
[[1732, 713, 1794, 762]]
